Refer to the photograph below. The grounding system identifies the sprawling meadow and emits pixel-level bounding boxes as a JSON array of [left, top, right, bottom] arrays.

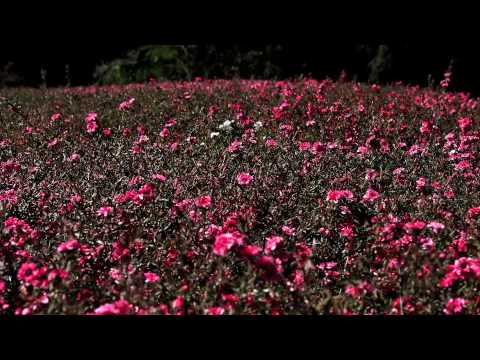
[[1, 77, 480, 315]]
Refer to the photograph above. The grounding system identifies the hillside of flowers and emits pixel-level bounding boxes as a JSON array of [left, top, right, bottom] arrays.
[[1, 77, 480, 315]]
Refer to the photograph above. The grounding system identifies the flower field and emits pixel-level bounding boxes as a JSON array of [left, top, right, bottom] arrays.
[[1, 78, 480, 315]]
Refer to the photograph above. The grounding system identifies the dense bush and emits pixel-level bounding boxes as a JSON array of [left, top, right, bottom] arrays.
[[94, 45, 285, 84], [1, 77, 480, 315]]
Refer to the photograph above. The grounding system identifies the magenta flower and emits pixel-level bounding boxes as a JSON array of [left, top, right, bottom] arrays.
[[362, 188, 380, 202], [213, 232, 244, 256], [458, 117, 473, 132], [51, 113, 61, 122], [68, 153, 80, 162], [195, 195, 212, 209], [236, 172, 253, 186], [281, 226, 296, 236], [85, 112, 98, 123], [171, 296, 185, 310], [265, 236, 283, 254], [57, 239, 80, 253], [207, 307, 225, 315], [47, 138, 59, 149], [444, 298, 468, 315], [159, 128, 169, 138], [468, 207, 480, 218], [298, 142, 311, 151], [94, 300, 132, 315], [240, 245, 262, 257], [144, 272, 160, 283], [118, 97, 135, 111], [86, 121, 98, 134], [326, 190, 354, 202], [97, 207, 113, 218], [426, 221, 445, 234], [404, 221, 426, 233], [265, 139, 278, 148], [152, 174, 167, 183], [227, 140, 242, 153], [455, 160, 470, 171]]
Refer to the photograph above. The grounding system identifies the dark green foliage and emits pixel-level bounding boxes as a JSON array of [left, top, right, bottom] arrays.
[[93, 45, 284, 84]]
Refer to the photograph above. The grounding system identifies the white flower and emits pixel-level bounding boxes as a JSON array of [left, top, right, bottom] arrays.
[[210, 132, 220, 138], [219, 120, 233, 132], [253, 121, 263, 130]]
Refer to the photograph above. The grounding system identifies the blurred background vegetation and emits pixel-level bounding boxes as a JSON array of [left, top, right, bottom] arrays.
[[1, 44, 478, 94]]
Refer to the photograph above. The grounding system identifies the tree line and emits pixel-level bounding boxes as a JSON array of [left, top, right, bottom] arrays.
[[1, 44, 479, 95]]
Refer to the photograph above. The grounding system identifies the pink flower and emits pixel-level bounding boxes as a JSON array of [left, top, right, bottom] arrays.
[[237, 172, 253, 186], [57, 239, 80, 253], [160, 128, 169, 138], [362, 188, 380, 202], [70, 194, 82, 205], [404, 221, 426, 233], [468, 207, 480, 218], [118, 97, 135, 111], [416, 177, 427, 191], [265, 236, 284, 254], [453, 231, 468, 253], [97, 207, 113, 218], [227, 140, 242, 153], [85, 112, 98, 123], [439, 257, 480, 288], [357, 146, 369, 155], [144, 272, 160, 283], [195, 195, 212, 209], [393, 167, 404, 176], [427, 221, 445, 234], [240, 245, 262, 257], [455, 160, 470, 171], [152, 174, 166, 183], [51, 113, 61, 122], [326, 190, 354, 202], [298, 142, 311, 151], [131, 145, 141, 155], [444, 298, 468, 315], [310, 142, 325, 156], [94, 300, 132, 315], [164, 119, 177, 128], [207, 307, 225, 315], [47, 138, 59, 149], [292, 270, 305, 290], [102, 128, 112, 137], [137, 183, 156, 203], [345, 285, 360, 298], [17, 262, 38, 283], [420, 120, 432, 134], [340, 225, 355, 240], [458, 117, 473, 132], [265, 139, 278, 148], [86, 121, 98, 134], [365, 169, 378, 181], [213, 232, 244, 256], [109, 268, 123, 281], [281, 226, 296, 236], [255, 255, 284, 276], [222, 294, 240, 304], [171, 296, 184, 310], [68, 153, 80, 162]]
